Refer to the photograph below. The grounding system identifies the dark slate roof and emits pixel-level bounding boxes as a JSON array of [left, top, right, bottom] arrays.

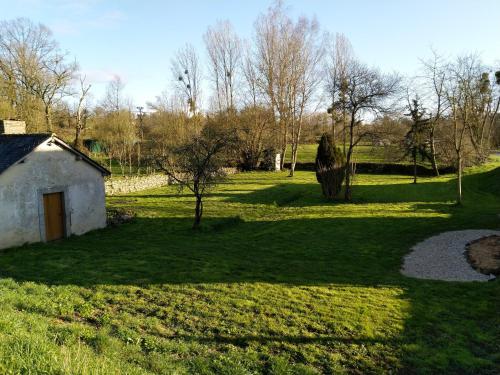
[[0, 134, 111, 176], [0, 134, 50, 174]]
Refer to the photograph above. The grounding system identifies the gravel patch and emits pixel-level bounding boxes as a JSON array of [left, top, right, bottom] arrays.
[[401, 230, 500, 282]]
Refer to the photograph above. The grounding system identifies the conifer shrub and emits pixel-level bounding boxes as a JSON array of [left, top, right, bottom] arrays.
[[315, 133, 346, 199]]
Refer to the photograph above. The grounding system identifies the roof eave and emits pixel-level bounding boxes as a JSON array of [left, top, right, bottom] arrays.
[[51, 136, 111, 176]]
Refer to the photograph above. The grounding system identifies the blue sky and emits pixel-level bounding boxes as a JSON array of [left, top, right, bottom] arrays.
[[2, 0, 499, 108]]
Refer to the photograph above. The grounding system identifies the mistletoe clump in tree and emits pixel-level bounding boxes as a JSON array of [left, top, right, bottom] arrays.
[[315, 133, 346, 199]]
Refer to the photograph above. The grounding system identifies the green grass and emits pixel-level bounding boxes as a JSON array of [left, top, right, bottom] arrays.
[[0, 160, 499, 374], [286, 143, 392, 164]]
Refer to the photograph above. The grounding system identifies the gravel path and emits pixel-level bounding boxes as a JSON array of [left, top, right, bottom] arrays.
[[401, 230, 500, 282]]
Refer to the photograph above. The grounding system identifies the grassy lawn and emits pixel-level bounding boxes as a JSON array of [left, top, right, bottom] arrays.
[[0, 161, 499, 373], [286, 143, 391, 164]]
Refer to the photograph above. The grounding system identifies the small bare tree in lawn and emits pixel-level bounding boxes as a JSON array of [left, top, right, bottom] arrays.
[[152, 124, 237, 229], [334, 59, 400, 200]]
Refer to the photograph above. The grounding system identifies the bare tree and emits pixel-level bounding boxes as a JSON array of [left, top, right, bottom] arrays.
[[0, 18, 77, 132], [103, 75, 125, 112], [96, 76, 136, 174], [325, 33, 353, 148], [254, 2, 323, 174], [333, 60, 400, 200], [233, 49, 275, 170], [171, 44, 202, 116], [73, 75, 91, 150], [444, 54, 499, 204], [254, 2, 291, 169], [469, 69, 500, 161], [152, 124, 237, 229], [420, 49, 448, 176], [204, 20, 241, 112]]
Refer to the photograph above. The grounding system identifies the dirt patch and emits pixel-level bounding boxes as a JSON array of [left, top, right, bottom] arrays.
[[466, 235, 500, 276]]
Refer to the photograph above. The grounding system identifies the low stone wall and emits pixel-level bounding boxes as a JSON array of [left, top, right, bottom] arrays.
[[105, 168, 238, 195], [105, 174, 169, 195]]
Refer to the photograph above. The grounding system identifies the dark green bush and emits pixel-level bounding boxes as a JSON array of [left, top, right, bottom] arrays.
[[315, 133, 346, 199]]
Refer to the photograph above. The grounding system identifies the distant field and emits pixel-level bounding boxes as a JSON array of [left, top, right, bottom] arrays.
[[97, 143, 397, 177], [286, 143, 392, 164]]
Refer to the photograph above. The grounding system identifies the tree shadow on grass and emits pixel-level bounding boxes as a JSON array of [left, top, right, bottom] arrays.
[[225, 168, 500, 208], [0, 214, 488, 288], [224, 180, 457, 207], [171, 333, 398, 347]]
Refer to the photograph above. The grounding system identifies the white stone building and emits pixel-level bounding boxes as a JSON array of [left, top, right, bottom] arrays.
[[0, 121, 110, 250]]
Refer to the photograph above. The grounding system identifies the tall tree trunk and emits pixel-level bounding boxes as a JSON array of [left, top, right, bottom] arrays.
[[342, 109, 347, 155], [280, 119, 288, 170], [429, 127, 439, 176], [331, 112, 336, 143], [193, 195, 203, 229], [413, 150, 417, 184], [344, 116, 355, 201], [137, 142, 141, 175], [456, 152, 462, 205], [45, 105, 52, 132], [74, 126, 83, 151], [289, 142, 297, 177], [344, 149, 353, 201]]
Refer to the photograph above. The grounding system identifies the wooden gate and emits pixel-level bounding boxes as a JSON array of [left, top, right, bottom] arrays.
[[43, 192, 65, 241]]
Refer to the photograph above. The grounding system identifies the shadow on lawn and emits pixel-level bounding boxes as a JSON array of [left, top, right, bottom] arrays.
[[0, 215, 491, 287], [225, 167, 500, 207], [172, 333, 398, 346], [226, 180, 456, 206]]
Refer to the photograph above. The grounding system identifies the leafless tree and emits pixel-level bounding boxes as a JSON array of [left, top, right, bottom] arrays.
[[444, 54, 499, 204], [420, 49, 448, 176], [469, 69, 500, 161], [171, 44, 202, 116], [204, 20, 241, 112], [0, 18, 77, 132], [325, 33, 353, 149], [333, 60, 400, 200], [152, 124, 237, 229], [254, 1, 323, 174], [238, 51, 275, 169], [103, 75, 125, 112], [73, 75, 91, 150], [96, 76, 136, 174]]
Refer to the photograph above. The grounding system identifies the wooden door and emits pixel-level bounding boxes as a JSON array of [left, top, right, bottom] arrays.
[[43, 192, 65, 241]]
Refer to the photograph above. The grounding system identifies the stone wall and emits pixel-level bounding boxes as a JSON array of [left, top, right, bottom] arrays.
[[105, 168, 238, 195], [105, 174, 169, 195]]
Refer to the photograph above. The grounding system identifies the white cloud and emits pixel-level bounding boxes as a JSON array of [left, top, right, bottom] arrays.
[[81, 69, 127, 84]]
